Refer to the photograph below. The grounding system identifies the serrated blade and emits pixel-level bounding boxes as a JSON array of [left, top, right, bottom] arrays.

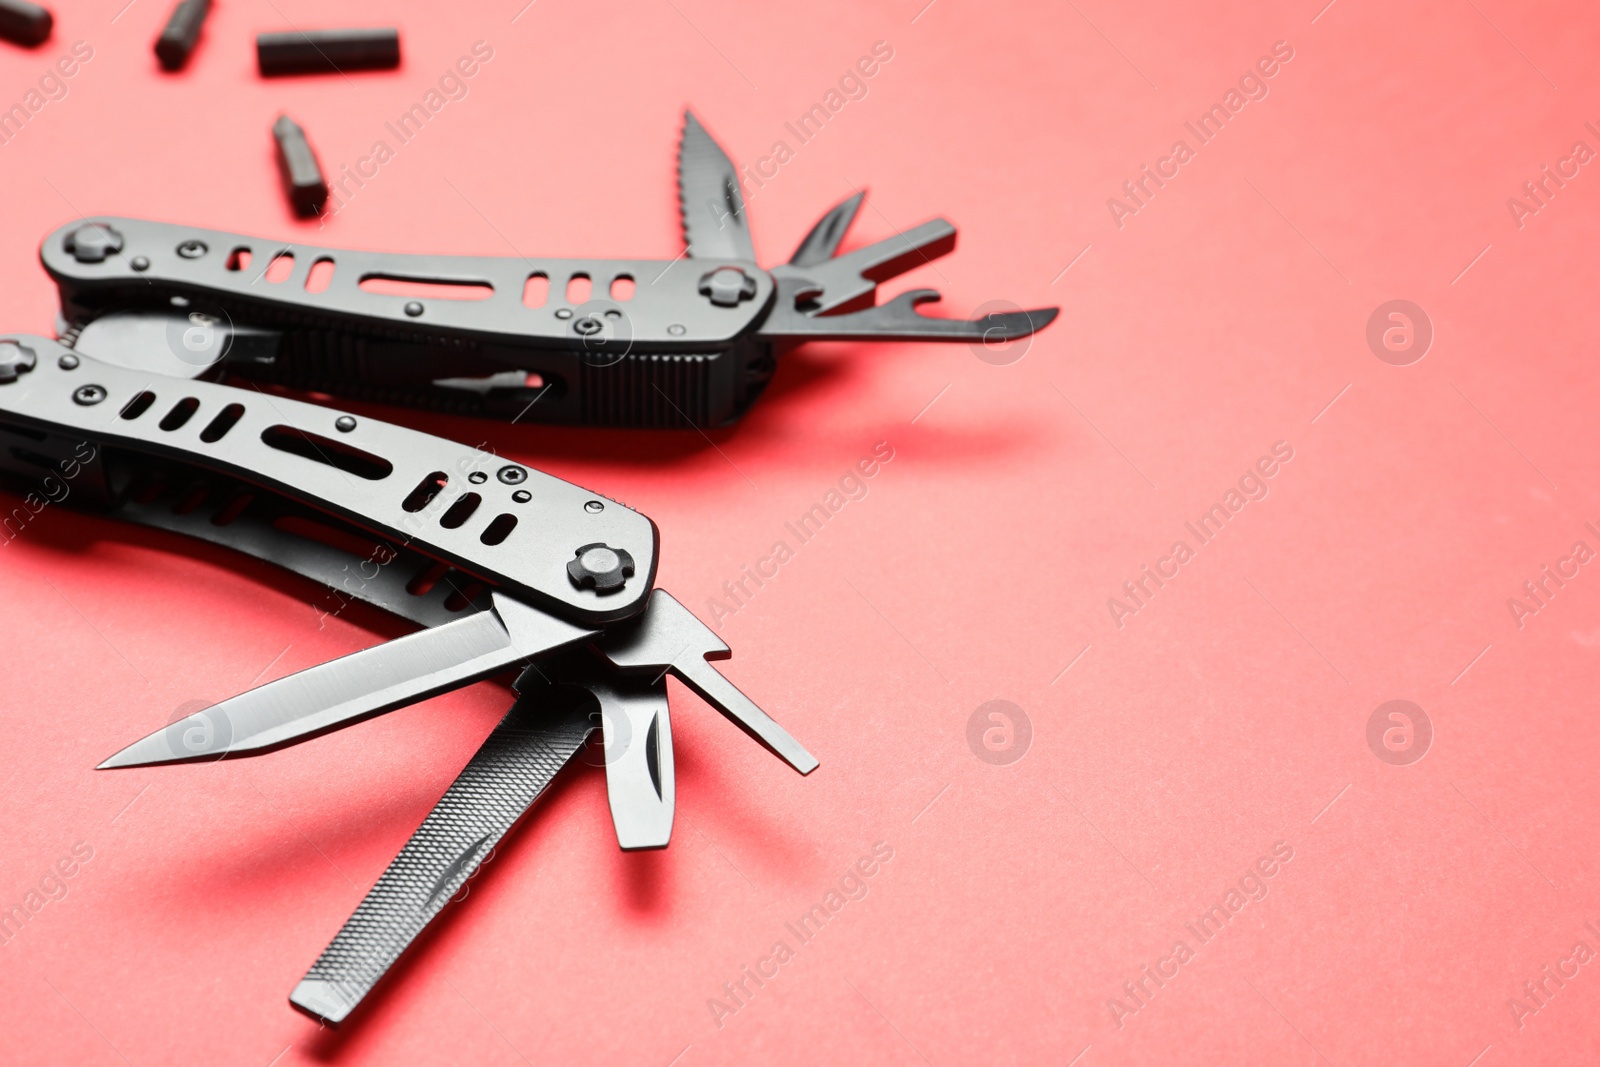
[[97, 592, 595, 768], [289, 676, 598, 1026], [679, 111, 756, 261]]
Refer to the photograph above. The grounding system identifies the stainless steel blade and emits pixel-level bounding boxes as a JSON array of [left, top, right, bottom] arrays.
[[578, 668, 674, 851], [290, 676, 597, 1026], [770, 218, 957, 316], [98, 592, 594, 767], [788, 191, 864, 267], [678, 111, 756, 260], [597, 590, 817, 775]]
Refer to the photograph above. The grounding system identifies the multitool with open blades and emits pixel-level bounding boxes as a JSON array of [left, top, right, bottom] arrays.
[[0, 333, 816, 1025], [39, 111, 1057, 428]]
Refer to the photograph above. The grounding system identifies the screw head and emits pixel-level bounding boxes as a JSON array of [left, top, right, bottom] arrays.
[[73, 384, 107, 405], [584, 499, 604, 513], [404, 301, 424, 317], [65, 224, 124, 264], [0, 341, 38, 383], [130, 255, 150, 272], [567, 542, 635, 593], [334, 415, 357, 433], [468, 471, 488, 484], [176, 240, 207, 259], [57, 354, 79, 370], [497, 465, 527, 484]]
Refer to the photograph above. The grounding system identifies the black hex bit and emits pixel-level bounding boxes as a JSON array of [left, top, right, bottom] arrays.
[[272, 114, 328, 217], [0, 0, 51, 47], [154, 0, 210, 71], [257, 28, 400, 76]]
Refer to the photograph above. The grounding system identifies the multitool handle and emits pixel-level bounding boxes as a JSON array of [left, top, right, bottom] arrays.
[[0, 334, 657, 624]]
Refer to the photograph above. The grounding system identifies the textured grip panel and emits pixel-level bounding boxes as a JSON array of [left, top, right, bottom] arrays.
[[290, 683, 597, 1025]]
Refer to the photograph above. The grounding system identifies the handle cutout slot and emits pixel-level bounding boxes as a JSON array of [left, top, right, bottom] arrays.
[[359, 275, 494, 301], [265, 252, 296, 284], [305, 257, 336, 293], [401, 471, 449, 512], [522, 272, 549, 308], [199, 403, 245, 443], [260, 425, 393, 480], [439, 492, 481, 529], [159, 397, 200, 431], [120, 391, 157, 420], [479, 513, 517, 545]]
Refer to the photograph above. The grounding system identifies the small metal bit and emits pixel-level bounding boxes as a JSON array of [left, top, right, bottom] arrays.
[[154, 0, 210, 71], [272, 115, 328, 218], [0, 0, 51, 47], [257, 28, 400, 76]]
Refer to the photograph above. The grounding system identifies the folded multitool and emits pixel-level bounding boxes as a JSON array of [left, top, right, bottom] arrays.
[[0, 332, 816, 1024], [40, 112, 1058, 428]]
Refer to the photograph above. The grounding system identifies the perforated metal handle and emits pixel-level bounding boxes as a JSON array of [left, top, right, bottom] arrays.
[[0, 335, 657, 623]]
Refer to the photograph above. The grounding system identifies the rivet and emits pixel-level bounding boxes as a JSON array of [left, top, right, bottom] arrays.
[[57, 354, 79, 370], [130, 256, 150, 272], [404, 301, 424, 317], [584, 499, 604, 513], [335, 415, 357, 432]]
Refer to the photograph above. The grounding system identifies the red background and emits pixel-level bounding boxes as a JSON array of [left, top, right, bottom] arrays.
[[3, 1, 1600, 1064]]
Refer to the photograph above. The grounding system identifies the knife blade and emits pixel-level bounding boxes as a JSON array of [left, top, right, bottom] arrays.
[[788, 191, 864, 268], [678, 110, 756, 261], [570, 664, 675, 851], [98, 592, 595, 768]]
